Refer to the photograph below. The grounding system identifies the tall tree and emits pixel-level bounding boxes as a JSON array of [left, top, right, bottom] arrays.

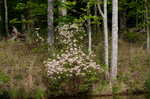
[[0, 0, 2, 35], [87, 2, 92, 54], [4, 0, 8, 36], [0, 0, 4, 37], [111, 0, 118, 80], [97, 0, 109, 77], [145, 0, 150, 50], [48, 0, 54, 45]]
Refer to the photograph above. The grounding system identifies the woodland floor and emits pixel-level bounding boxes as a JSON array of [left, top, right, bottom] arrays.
[[0, 40, 149, 97]]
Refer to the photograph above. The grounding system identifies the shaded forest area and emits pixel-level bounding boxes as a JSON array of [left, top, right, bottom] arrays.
[[0, 0, 150, 99]]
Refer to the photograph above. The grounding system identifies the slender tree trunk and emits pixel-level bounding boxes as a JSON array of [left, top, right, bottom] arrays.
[[93, 4, 97, 34], [48, 0, 54, 45], [21, 14, 26, 33], [136, 0, 138, 29], [87, 6, 92, 54], [60, 0, 67, 16], [97, 0, 109, 77], [111, 0, 118, 80], [103, 0, 109, 67], [59, 0, 67, 25], [145, 0, 150, 50], [25, 7, 33, 43], [4, 0, 8, 36], [0, 0, 4, 38], [0, 0, 2, 36], [120, 12, 126, 31]]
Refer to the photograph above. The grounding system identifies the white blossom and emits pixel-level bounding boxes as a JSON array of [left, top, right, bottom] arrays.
[[45, 24, 101, 79]]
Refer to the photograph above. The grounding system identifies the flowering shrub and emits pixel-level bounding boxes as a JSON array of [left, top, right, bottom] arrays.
[[54, 24, 86, 52], [45, 24, 102, 95]]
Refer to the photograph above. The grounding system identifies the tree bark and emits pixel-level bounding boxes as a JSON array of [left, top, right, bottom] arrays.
[[103, 0, 109, 67], [0, 0, 2, 36], [48, 0, 54, 45], [21, 14, 26, 33], [120, 11, 126, 31], [136, 0, 138, 28], [97, 0, 109, 78], [103, 0, 109, 79], [60, 0, 67, 16], [111, 0, 118, 80], [87, 4, 92, 54], [145, 0, 150, 50], [0, 0, 4, 37], [4, 0, 8, 36]]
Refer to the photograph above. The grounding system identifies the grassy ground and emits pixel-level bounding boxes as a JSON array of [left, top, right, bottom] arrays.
[[117, 40, 150, 92], [93, 40, 150, 95], [0, 41, 48, 98], [0, 39, 149, 98]]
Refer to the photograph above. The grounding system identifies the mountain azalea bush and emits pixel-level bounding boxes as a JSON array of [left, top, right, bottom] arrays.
[[54, 23, 86, 52], [45, 24, 103, 95]]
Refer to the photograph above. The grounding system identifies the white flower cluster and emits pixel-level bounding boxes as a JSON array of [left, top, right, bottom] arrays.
[[46, 48, 101, 78], [45, 24, 101, 79], [56, 24, 85, 47]]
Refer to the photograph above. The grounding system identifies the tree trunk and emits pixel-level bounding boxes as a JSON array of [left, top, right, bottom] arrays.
[[0, 0, 2, 36], [21, 14, 26, 33], [120, 11, 126, 31], [136, 0, 138, 29], [48, 0, 54, 45], [94, 4, 98, 34], [25, 7, 33, 43], [59, 0, 67, 25], [97, 0, 109, 78], [87, 6, 92, 55], [145, 0, 150, 50], [60, 0, 67, 16], [103, 0, 109, 68], [111, 0, 118, 81], [0, 0, 4, 38], [4, 0, 8, 36]]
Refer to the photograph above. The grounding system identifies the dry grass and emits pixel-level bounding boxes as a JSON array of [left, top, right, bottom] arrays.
[[118, 40, 150, 91], [0, 41, 48, 98], [94, 39, 150, 92], [0, 39, 149, 97]]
